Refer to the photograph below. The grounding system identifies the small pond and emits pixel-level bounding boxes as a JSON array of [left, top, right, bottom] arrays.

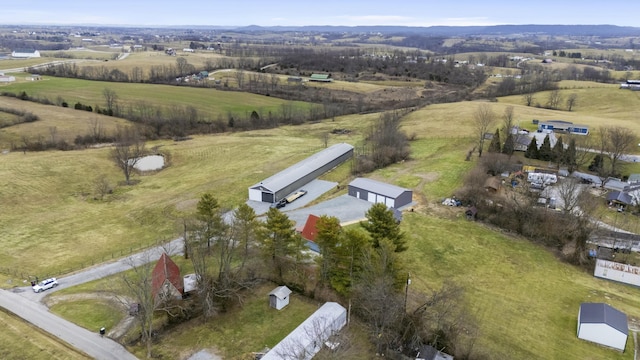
[[133, 155, 165, 171]]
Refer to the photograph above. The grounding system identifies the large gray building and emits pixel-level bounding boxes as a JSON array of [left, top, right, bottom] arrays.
[[248, 143, 354, 203], [348, 177, 413, 209]]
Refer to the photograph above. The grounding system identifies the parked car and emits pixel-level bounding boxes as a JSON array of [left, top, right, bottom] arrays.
[[32, 278, 58, 293], [270, 199, 287, 209]]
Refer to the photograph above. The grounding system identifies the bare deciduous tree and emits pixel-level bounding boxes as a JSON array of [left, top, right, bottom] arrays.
[[235, 69, 245, 89], [473, 104, 494, 158], [546, 89, 562, 109], [604, 126, 637, 178], [554, 178, 583, 213], [502, 106, 515, 155], [93, 174, 112, 200], [566, 93, 578, 111], [111, 126, 146, 185], [103, 88, 119, 115]]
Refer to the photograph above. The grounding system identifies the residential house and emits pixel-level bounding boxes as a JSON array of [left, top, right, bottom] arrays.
[[151, 253, 183, 301]]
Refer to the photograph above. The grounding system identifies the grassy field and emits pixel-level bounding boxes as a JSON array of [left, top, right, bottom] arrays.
[[401, 214, 639, 359], [0, 309, 90, 360], [2, 70, 640, 358], [0, 112, 376, 280], [1, 76, 312, 121]]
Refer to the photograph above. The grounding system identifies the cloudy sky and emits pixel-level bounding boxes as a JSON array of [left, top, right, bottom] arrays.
[[4, 0, 639, 27]]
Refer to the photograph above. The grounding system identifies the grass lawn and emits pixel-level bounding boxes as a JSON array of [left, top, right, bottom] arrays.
[[49, 299, 124, 333], [0, 309, 90, 360], [401, 213, 640, 359], [139, 283, 320, 359]]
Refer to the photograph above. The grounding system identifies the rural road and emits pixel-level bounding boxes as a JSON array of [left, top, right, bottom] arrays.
[[0, 289, 137, 360], [1, 237, 184, 359], [0, 59, 99, 73]]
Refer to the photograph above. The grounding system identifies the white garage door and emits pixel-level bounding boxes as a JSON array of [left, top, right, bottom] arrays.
[[376, 195, 386, 204], [248, 188, 262, 202], [368, 192, 376, 203], [385, 197, 395, 207]]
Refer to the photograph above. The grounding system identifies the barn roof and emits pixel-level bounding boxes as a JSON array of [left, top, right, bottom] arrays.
[[151, 253, 183, 298], [349, 177, 409, 198], [301, 214, 320, 242], [251, 143, 353, 194], [269, 285, 292, 300], [579, 303, 628, 335]]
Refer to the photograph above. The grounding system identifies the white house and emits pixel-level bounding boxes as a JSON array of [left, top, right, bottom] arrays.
[[269, 285, 292, 310], [262, 302, 347, 360], [577, 303, 628, 351]]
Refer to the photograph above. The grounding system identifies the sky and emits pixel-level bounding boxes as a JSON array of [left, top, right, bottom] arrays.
[[4, 1, 640, 27]]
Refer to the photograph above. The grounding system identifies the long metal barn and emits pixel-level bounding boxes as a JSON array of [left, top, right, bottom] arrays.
[[248, 143, 354, 203]]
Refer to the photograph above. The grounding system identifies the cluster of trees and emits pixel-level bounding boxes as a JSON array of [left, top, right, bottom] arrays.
[[123, 192, 476, 358], [523, 135, 578, 170], [353, 111, 412, 174]]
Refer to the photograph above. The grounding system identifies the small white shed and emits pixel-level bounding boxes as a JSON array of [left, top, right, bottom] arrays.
[[577, 303, 628, 351], [269, 286, 292, 310]]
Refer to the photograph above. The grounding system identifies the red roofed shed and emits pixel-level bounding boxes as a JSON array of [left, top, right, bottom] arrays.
[[152, 253, 183, 301]]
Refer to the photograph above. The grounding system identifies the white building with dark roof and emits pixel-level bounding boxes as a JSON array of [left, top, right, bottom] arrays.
[[248, 143, 353, 204], [348, 177, 413, 209], [11, 49, 40, 58], [577, 303, 628, 351]]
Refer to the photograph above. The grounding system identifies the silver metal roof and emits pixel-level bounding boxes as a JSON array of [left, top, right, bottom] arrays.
[[349, 177, 410, 198], [251, 143, 353, 193], [579, 303, 628, 334]]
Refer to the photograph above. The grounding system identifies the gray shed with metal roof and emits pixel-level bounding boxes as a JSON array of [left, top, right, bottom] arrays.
[[269, 285, 292, 310], [577, 303, 628, 351], [348, 177, 412, 209], [248, 143, 353, 203]]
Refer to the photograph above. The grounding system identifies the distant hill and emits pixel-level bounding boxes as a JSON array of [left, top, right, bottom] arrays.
[[234, 24, 640, 37]]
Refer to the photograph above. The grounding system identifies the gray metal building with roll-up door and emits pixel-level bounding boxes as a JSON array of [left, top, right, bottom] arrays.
[[348, 177, 413, 209], [248, 143, 354, 203]]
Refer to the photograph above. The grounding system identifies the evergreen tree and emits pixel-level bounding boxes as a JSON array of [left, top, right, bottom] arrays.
[[330, 228, 369, 296], [258, 208, 306, 282], [502, 132, 515, 155], [566, 138, 578, 172], [196, 193, 227, 250], [232, 203, 259, 273], [525, 137, 539, 159], [361, 203, 407, 252], [488, 128, 501, 153], [315, 215, 342, 285], [538, 135, 553, 161], [552, 136, 564, 165]]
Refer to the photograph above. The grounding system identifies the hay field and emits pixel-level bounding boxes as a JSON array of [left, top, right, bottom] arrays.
[[0, 96, 130, 148], [0, 111, 376, 279], [1, 76, 312, 120]]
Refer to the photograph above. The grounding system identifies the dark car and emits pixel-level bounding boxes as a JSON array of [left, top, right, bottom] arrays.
[[270, 199, 287, 209]]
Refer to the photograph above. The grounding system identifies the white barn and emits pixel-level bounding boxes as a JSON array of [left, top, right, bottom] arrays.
[[269, 285, 292, 310], [11, 49, 40, 58], [577, 303, 628, 351], [248, 143, 353, 204], [262, 302, 347, 360]]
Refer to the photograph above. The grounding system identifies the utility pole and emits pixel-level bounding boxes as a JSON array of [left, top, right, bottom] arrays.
[[403, 273, 411, 313]]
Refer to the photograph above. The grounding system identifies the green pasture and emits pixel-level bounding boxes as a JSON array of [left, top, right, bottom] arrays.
[[2, 76, 312, 120], [0, 309, 90, 360], [401, 213, 639, 359]]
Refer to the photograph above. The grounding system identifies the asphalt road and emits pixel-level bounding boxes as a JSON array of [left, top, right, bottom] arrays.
[[0, 289, 137, 360], [2, 237, 184, 359]]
